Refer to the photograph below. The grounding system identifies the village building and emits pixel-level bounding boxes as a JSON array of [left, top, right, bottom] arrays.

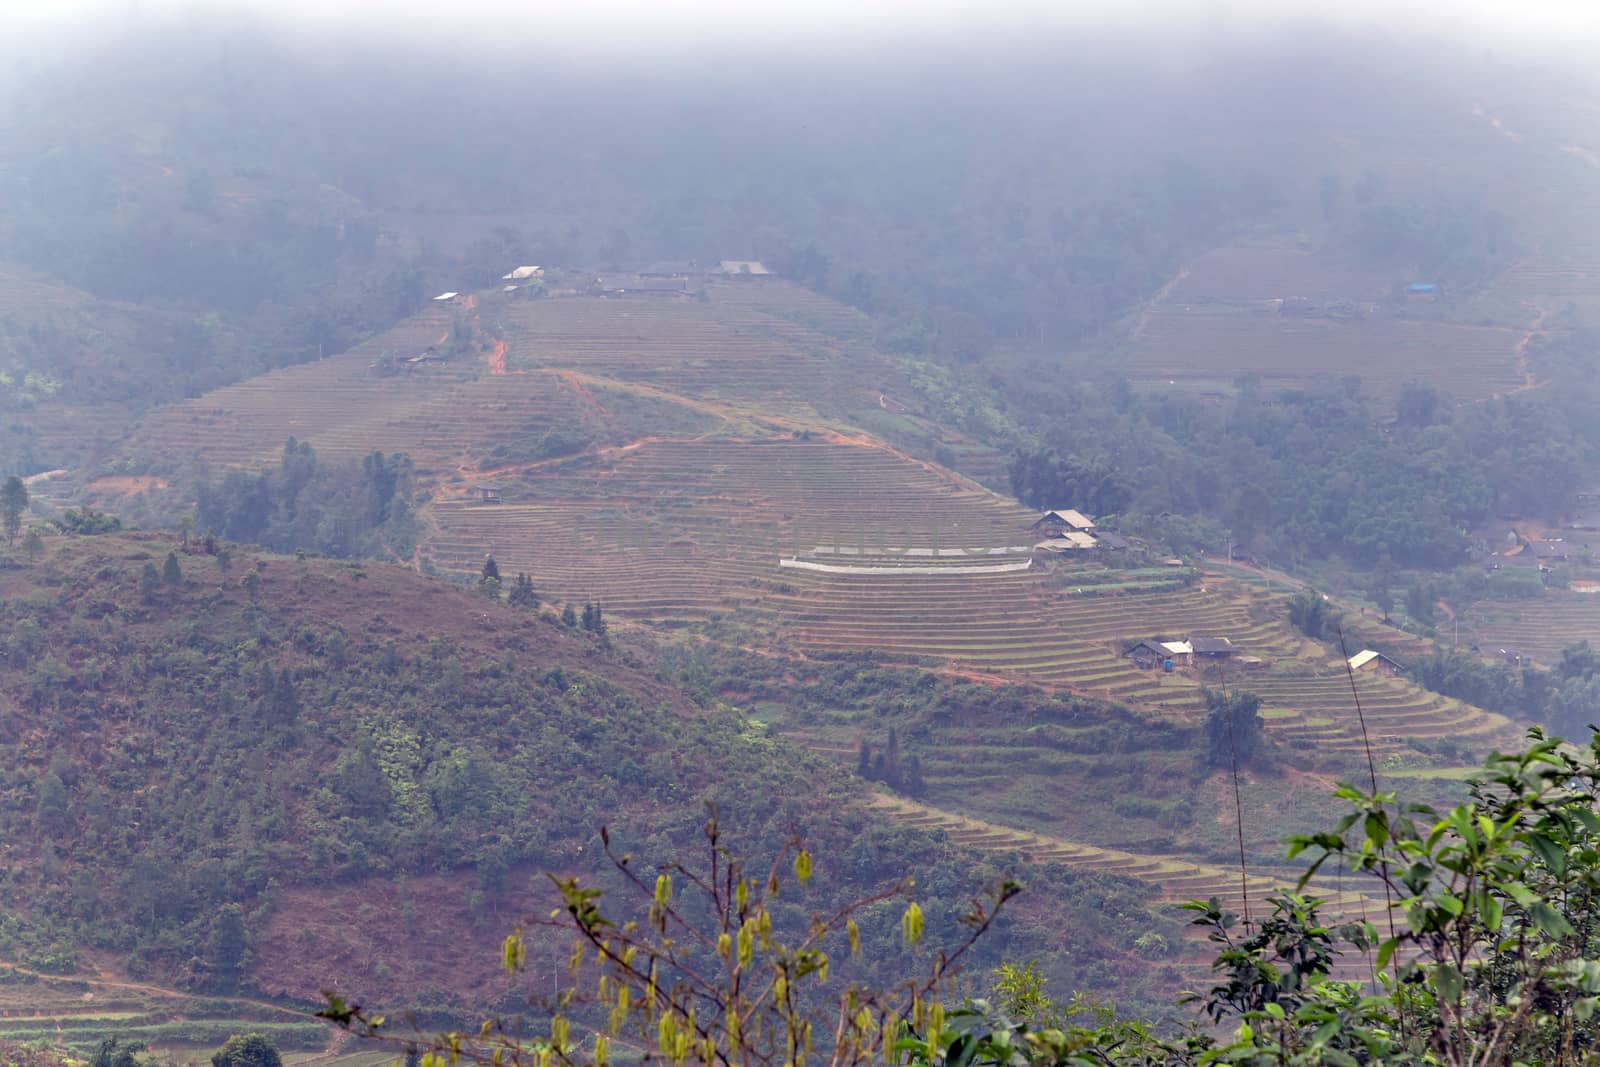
[[1161, 640, 1193, 667], [1189, 637, 1235, 665], [473, 484, 503, 505], [1030, 509, 1096, 536], [1096, 531, 1131, 551], [1531, 540, 1570, 564], [718, 260, 771, 275], [1348, 649, 1403, 678], [502, 266, 543, 281], [433, 291, 460, 303], [1123, 640, 1171, 670], [1033, 530, 1097, 553]]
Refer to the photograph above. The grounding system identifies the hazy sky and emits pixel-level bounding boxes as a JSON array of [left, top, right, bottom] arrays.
[[9, 0, 1600, 56]]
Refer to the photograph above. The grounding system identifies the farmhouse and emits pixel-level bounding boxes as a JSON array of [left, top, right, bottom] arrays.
[[1189, 636, 1235, 663], [433, 291, 461, 303], [1348, 649, 1402, 677], [1031, 509, 1096, 535], [1096, 531, 1131, 551], [1123, 640, 1172, 670], [1531, 540, 1570, 563], [502, 266, 543, 280], [719, 260, 771, 276], [473, 484, 503, 504], [1161, 640, 1193, 667]]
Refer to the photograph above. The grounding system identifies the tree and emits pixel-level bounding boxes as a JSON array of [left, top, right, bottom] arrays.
[[481, 555, 500, 582], [507, 573, 538, 609], [162, 551, 182, 585], [22, 528, 43, 562], [581, 602, 606, 635], [209, 903, 250, 990], [1202, 688, 1263, 767], [139, 561, 162, 598], [1287, 588, 1338, 641], [56, 507, 121, 534], [1, 475, 27, 545], [211, 1034, 282, 1067], [560, 603, 578, 628], [90, 1038, 149, 1067]]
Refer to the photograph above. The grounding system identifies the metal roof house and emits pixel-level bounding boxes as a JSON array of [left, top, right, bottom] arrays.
[[433, 291, 460, 302], [502, 266, 544, 280], [1031, 509, 1096, 534], [1348, 649, 1402, 676]]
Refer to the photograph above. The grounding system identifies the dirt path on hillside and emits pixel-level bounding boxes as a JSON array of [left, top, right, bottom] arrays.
[[557, 370, 609, 418], [1510, 301, 1554, 393], [1130, 263, 1193, 340]]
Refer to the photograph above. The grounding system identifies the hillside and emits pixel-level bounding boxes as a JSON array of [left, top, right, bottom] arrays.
[[0, 530, 1196, 1052]]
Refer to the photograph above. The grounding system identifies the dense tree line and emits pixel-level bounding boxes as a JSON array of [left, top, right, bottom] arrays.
[[1411, 640, 1600, 740], [194, 439, 417, 560], [1003, 358, 1600, 567]]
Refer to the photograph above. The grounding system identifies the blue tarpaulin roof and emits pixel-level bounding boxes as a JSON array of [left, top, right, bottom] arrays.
[[1407, 282, 1440, 292]]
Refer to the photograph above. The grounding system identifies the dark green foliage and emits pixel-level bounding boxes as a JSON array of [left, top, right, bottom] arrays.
[[1202, 689, 1263, 768], [208, 904, 250, 991], [195, 441, 416, 560], [138, 562, 161, 598], [89, 1038, 149, 1067], [1414, 640, 1600, 741], [507, 573, 538, 609], [561, 603, 578, 628], [999, 369, 1600, 568], [1286, 588, 1340, 641], [581, 602, 606, 635], [1, 475, 28, 544], [480, 555, 500, 583], [1007, 451, 1131, 516], [55, 507, 122, 534], [855, 727, 925, 796], [210, 1034, 281, 1067], [162, 552, 182, 585]]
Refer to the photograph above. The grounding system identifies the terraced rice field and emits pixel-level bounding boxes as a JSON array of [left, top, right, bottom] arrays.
[[494, 286, 899, 417], [1462, 593, 1600, 666], [867, 793, 1377, 919], [1125, 310, 1523, 400], [430, 435, 1512, 755], [427, 436, 1034, 616], [0, 962, 327, 1058], [121, 282, 893, 476], [1168, 246, 1393, 303]]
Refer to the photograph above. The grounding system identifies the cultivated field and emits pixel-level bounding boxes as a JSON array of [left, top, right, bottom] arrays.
[[1124, 309, 1523, 400], [1461, 593, 1600, 666], [492, 286, 898, 419], [1167, 245, 1394, 303], [0, 961, 328, 1061], [119, 282, 894, 479]]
